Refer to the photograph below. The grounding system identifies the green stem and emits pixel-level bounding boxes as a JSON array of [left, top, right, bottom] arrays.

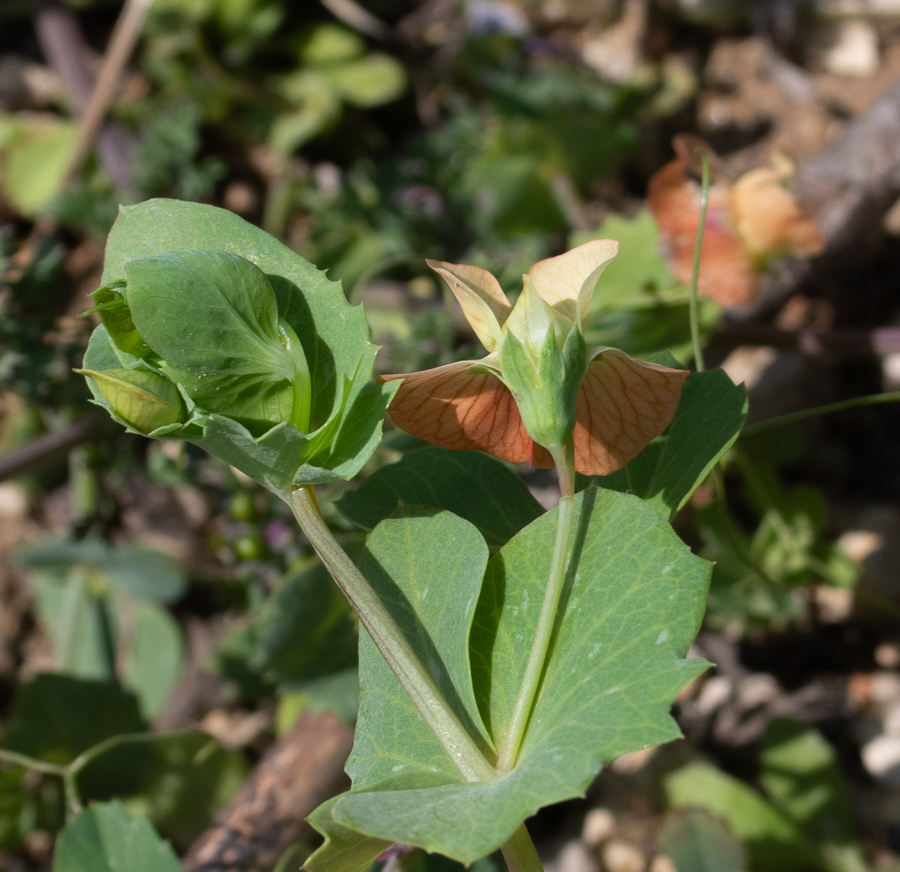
[[741, 390, 900, 436], [501, 824, 544, 872], [689, 149, 711, 374], [290, 486, 495, 783], [496, 445, 574, 772], [0, 749, 66, 777]]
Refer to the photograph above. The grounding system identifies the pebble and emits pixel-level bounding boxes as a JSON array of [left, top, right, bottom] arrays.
[[582, 808, 615, 848], [877, 644, 900, 670], [601, 840, 645, 872], [735, 673, 780, 710], [871, 672, 900, 709], [695, 675, 732, 716], [810, 20, 880, 77], [649, 857, 678, 872], [0, 483, 28, 520], [545, 840, 599, 872], [862, 735, 900, 785]]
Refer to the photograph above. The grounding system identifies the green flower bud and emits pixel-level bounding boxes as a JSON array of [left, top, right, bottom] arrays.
[[498, 279, 588, 450], [77, 368, 187, 434]]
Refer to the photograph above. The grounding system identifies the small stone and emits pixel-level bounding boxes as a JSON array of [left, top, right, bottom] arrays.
[[582, 808, 616, 848], [649, 857, 678, 872], [601, 840, 645, 872], [546, 840, 599, 872], [883, 352, 900, 391], [862, 735, 900, 784], [810, 20, 880, 77], [223, 181, 259, 216], [736, 673, 780, 710], [814, 585, 854, 623], [610, 746, 656, 773], [884, 704, 900, 736], [695, 675, 732, 715], [0, 483, 28, 520], [877, 644, 900, 670], [871, 671, 900, 707]]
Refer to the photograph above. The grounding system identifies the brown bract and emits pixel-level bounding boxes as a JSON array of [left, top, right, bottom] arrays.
[[379, 242, 690, 476], [648, 135, 824, 307]]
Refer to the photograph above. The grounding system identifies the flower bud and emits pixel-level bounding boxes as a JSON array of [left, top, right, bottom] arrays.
[[498, 279, 587, 450], [78, 368, 187, 434]]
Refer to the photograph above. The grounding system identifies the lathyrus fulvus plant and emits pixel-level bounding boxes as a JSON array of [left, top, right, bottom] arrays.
[[78, 198, 747, 872]]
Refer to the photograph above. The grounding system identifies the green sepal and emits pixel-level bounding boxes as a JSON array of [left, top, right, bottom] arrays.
[[498, 322, 587, 451], [76, 368, 186, 433], [89, 282, 153, 359]]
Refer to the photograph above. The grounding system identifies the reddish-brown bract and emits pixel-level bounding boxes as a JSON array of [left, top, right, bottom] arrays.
[[380, 351, 688, 476]]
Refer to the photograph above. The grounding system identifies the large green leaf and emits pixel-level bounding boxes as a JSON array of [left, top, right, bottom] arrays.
[[53, 801, 182, 872], [593, 369, 747, 519], [760, 719, 865, 872], [309, 488, 709, 867], [346, 507, 494, 787], [336, 447, 544, 549], [665, 762, 819, 872], [86, 199, 396, 493]]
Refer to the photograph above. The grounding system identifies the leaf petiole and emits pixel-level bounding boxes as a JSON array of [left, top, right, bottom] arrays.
[[496, 443, 575, 772]]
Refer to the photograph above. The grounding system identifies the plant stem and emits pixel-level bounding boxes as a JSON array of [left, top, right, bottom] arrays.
[[290, 486, 496, 783], [496, 445, 574, 772], [689, 148, 711, 374], [501, 825, 544, 872], [0, 749, 66, 777], [741, 390, 900, 436]]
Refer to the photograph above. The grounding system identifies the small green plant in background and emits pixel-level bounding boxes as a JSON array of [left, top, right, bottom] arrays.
[[69, 197, 748, 872]]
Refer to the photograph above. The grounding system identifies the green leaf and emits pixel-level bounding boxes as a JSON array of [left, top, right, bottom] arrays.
[[571, 210, 677, 311], [665, 762, 819, 872], [312, 489, 710, 865], [139, 732, 246, 842], [336, 447, 544, 549], [658, 810, 747, 872], [592, 369, 747, 519], [307, 796, 391, 872], [19, 537, 186, 604], [346, 507, 494, 787], [760, 719, 855, 846], [323, 54, 406, 108], [0, 113, 77, 216], [88, 199, 396, 493], [257, 563, 358, 685], [125, 602, 184, 719], [5, 674, 146, 764], [53, 801, 182, 872], [123, 250, 311, 435]]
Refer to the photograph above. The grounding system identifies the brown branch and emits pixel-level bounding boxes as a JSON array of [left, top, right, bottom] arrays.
[[0, 416, 101, 483], [711, 324, 900, 358], [182, 711, 354, 872], [61, 0, 154, 190], [742, 78, 900, 317], [33, 2, 135, 190]]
